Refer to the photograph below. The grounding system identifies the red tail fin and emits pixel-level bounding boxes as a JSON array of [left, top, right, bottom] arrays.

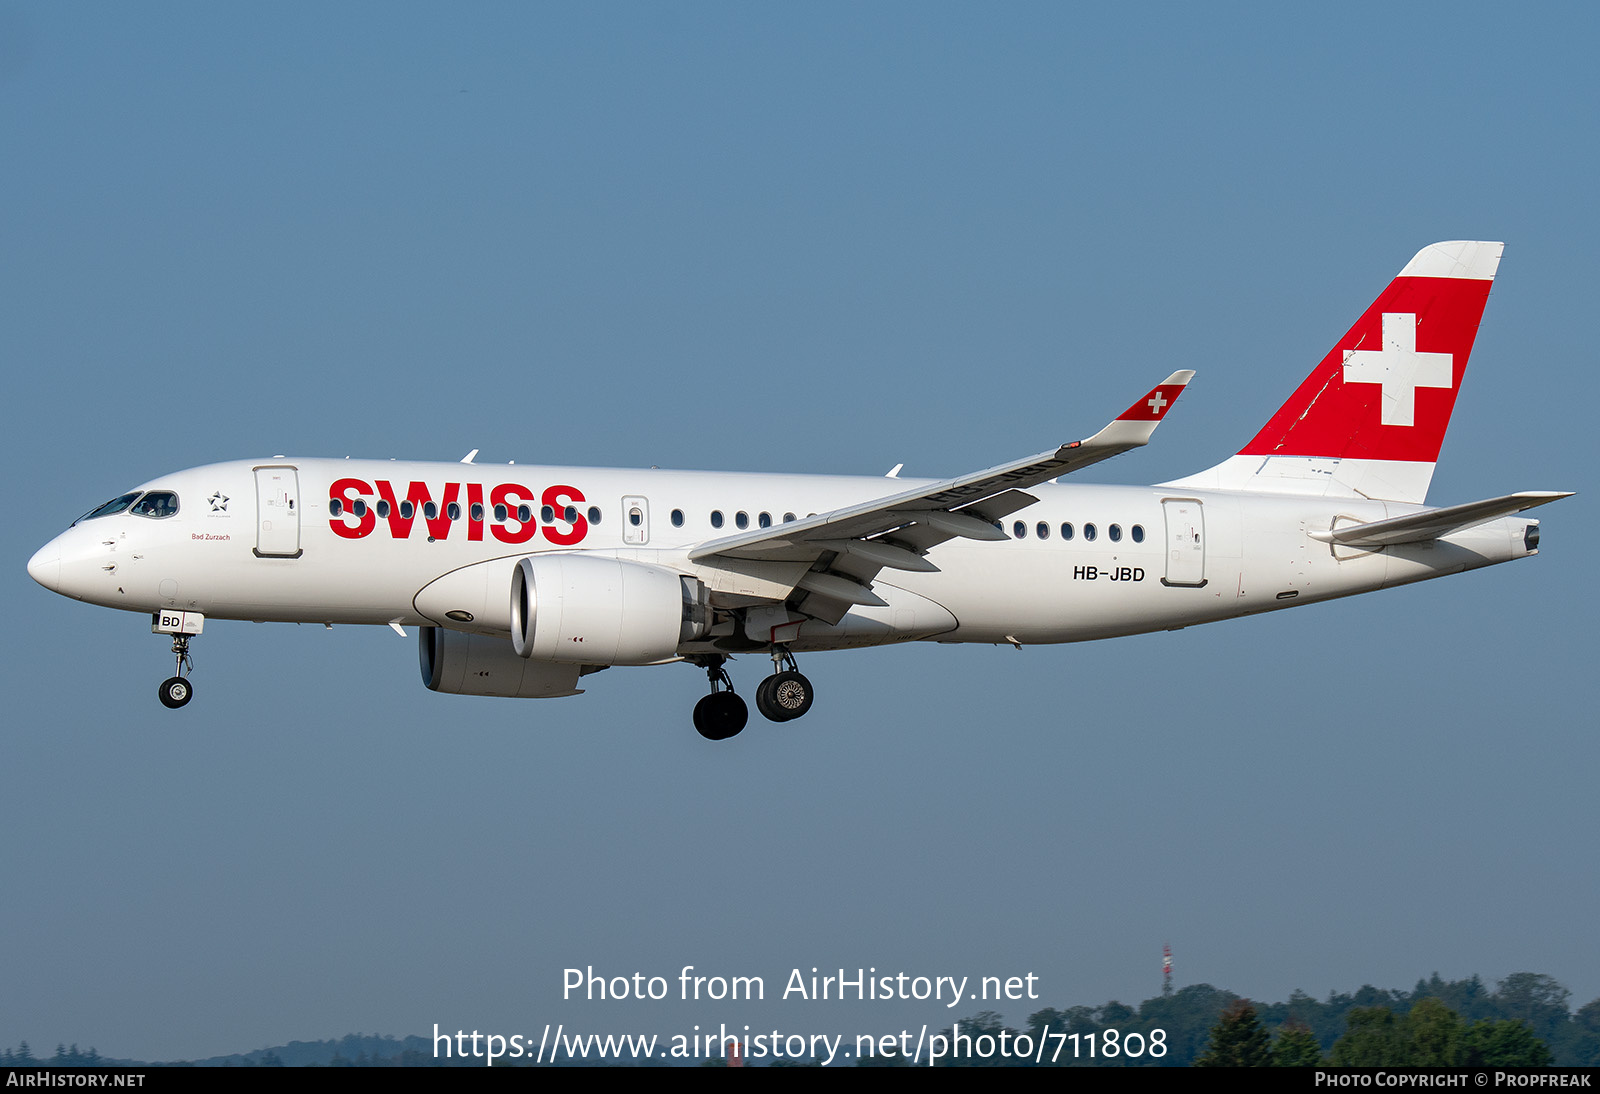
[[1169, 241, 1502, 503]]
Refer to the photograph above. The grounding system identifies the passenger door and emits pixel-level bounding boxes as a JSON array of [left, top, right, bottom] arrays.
[[254, 465, 302, 558]]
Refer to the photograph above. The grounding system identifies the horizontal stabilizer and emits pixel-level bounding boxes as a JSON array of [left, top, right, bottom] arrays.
[[1308, 491, 1573, 547]]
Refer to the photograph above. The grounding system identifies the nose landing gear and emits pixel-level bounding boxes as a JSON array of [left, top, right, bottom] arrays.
[[151, 611, 202, 709], [157, 632, 195, 709]]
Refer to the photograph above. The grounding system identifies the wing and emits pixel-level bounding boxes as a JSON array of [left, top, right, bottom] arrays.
[[688, 371, 1194, 623]]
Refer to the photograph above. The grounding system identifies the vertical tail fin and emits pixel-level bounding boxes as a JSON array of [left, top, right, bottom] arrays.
[[1167, 241, 1503, 503]]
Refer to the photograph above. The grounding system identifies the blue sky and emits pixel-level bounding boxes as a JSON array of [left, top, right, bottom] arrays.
[[2, 2, 1595, 1061]]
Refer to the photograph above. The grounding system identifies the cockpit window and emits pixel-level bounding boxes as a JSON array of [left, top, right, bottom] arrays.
[[130, 491, 180, 519], [73, 492, 142, 525]]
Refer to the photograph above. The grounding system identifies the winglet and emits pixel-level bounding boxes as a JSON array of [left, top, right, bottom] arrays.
[[1119, 370, 1194, 421], [1081, 370, 1194, 449]]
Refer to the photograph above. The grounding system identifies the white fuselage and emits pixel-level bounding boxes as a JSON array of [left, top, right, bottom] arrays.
[[30, 457, 1538, 655]]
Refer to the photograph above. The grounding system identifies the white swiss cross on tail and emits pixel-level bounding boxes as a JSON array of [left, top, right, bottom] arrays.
[[1342, 312, 1453, 427]]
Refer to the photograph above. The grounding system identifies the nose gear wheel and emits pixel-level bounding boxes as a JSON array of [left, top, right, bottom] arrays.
[[158, 676, 192, 708]]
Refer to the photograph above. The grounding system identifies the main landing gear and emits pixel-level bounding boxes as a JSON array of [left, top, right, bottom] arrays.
[[755, 646, 813, 724], [689, 648, 815, 741], [692, 659, 746, 741], [158, 632, 195, 709]]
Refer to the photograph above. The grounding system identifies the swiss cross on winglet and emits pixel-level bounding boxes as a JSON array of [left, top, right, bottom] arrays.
[[1075, 370, 1195, 453], [1118, 372, 1194, 422]]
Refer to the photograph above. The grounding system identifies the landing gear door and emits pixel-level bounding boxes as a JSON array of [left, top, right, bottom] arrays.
[[1161, 498, 1206, 587], [254, 465, 302, 558], [622, 495, 649, 546]]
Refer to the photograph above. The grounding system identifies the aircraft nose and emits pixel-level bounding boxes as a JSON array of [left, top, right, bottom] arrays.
[[28, 540, 61, 592]]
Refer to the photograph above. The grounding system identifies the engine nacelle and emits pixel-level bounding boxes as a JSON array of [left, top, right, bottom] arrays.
[[413, 556, 521, 636], [418, 626, 586, 698], [510, 554, 709, 665]]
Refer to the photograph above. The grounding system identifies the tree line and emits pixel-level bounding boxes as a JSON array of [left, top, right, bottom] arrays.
[[1194, 997, 1552, 1067], [930, 971, 1598, 1067]]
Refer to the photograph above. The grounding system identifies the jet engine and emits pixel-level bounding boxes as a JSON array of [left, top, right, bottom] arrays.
[[418, 626, 587, 698], [510, 554, 710, 665]]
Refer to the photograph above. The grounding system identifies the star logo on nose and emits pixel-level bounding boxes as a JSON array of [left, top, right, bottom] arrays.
[[208, 492, 229, 512]]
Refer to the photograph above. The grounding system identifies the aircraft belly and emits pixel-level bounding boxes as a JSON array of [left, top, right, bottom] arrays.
[[785, 584, 957, 653], [900, 544, 1198, 644]]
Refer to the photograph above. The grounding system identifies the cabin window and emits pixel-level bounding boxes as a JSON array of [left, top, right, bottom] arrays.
[[446, 502, 461, 521], [517, 504, 532, 524], [671, 509, 684, 527], [1013, 521, 1027, 539], [735, 511, 749, 530], [1060, 522, 1074, 540], [783, 512, 796, 523], [1036, 522, 1050, 540], [400, 501, 415, 520], [711, 510, 724, 528], [630, 507, 644, 527], [470, 503, 483, 521], [541, 505, 555, 523], [1109, 523, 1122, 542], [1132, 524, 1145, 543], [377, 500, 391, 519], [587, 506, 601, 525], [1083, 523, 1098, 541], [494, 504, 508, 522]]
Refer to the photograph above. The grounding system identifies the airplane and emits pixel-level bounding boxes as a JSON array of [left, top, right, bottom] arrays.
[[27, 241, 1571, 740]]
